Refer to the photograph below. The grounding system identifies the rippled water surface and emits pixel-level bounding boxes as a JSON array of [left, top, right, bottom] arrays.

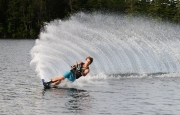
[[1, 40, 180, 115]]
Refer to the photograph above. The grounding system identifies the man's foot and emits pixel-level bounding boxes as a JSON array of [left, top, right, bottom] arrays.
[[43, 80, 52, 89]]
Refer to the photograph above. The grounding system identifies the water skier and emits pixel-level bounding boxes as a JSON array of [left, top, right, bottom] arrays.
[[43, 56, 93, 88]]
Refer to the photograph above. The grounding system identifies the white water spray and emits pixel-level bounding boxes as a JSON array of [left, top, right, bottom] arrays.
[[30, 12, 180, 81]]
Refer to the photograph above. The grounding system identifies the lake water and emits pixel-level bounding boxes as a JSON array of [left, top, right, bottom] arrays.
[[1, 39, 180, 115]]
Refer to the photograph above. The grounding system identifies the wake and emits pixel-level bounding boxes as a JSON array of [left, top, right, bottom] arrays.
[[30, 12, 180, 81]]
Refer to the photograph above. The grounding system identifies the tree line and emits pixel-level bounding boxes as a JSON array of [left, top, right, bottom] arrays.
[[0, 0, 179, 38]]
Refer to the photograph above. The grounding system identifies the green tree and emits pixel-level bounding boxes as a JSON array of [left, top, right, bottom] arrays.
[[7, 0, 20, 37], [1, 0, 180, 38], [175, 0, 180, 23], [0, 0, 8, 37], [125, 0, 139, 16]]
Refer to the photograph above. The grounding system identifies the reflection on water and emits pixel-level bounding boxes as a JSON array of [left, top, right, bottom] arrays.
[[42, 87, 91, 114]]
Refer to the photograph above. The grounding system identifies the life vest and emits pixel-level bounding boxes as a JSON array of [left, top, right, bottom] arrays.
[[70, 63, 88, 79]]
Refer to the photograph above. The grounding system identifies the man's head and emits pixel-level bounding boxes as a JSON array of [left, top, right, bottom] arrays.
[[86, 56, 93, 65]]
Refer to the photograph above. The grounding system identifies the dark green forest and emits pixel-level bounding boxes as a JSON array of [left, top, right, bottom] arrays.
[[0, 0, 180, 38]]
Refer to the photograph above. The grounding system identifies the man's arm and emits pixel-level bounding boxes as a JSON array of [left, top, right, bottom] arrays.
[[81, 69, 89, 76]]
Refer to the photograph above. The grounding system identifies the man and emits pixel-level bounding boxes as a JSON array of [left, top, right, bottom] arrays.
[[43, 56, 93, 89]]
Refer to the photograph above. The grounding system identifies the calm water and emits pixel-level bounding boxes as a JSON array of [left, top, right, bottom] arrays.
[[1, 39, 180, 115]]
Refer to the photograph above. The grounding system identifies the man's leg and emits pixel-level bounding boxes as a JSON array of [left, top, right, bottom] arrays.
[[43, 71, 71, 88], [52, 76, 65, 85], [43, 76, 65, 88]]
